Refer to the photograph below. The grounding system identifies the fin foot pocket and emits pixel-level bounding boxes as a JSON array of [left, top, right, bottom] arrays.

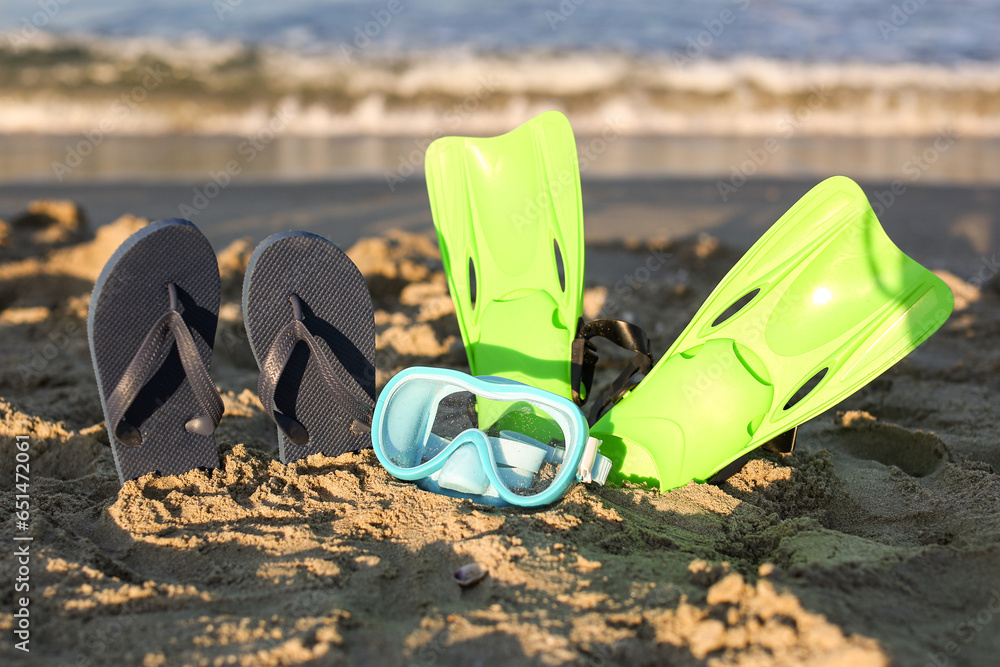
[[593, 338, 773, 489]]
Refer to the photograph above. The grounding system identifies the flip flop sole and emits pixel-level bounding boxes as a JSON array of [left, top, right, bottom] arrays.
[[88, 218, 221, 484], [242, 231, 376, 463]]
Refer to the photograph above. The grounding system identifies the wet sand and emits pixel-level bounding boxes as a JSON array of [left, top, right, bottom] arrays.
[[1, 182, 998, 666]]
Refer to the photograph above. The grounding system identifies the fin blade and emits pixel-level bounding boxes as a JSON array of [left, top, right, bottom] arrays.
[[748, 270, 953, 448], [595, 176, 953, 489], [425, 111, 584, 398]]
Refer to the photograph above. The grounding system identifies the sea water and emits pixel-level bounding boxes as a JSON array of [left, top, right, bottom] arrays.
[[0, 0, 998, 182]]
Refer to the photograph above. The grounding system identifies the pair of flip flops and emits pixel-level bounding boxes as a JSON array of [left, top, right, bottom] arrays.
[[88, 219, 376, 485]]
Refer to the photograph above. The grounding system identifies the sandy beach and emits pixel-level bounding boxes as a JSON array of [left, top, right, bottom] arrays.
[[1, 178, 998, 666], [2, 177, 997, 271]]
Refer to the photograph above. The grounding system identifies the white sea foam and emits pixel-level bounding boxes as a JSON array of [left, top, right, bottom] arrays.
[[2, 35, 999, 137]]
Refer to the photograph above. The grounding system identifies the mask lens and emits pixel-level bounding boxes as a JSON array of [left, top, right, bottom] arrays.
[[479, 399, 568, 498], [380, 377, 464, 468], [379, 376, 575, 499], [430, 391, 478, 439]]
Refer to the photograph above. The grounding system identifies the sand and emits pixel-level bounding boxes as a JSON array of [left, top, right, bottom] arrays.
[[1, 195, 998, 667]]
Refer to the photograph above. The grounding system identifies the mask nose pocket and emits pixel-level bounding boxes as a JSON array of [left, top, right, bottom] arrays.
[[437, 443, 490, 495], [492, 432, 550, 490]]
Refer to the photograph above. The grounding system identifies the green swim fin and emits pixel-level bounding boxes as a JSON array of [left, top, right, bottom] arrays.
[[425, 111, 585, 400], [591, 176, 954, 490]]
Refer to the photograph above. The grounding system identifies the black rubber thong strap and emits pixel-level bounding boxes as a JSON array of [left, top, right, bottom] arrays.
[[106, 282, 224, 448], [571, 318, 654, 424], [257, 294, 374, 447]]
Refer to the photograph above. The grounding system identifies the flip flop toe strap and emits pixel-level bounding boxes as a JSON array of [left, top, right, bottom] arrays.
[[257, 294, 374, 448], [106, 282, 224, 447]]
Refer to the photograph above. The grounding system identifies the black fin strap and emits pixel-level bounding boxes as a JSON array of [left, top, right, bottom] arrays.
[[761, 426, 797, 454], [571, 318, 654, 423]]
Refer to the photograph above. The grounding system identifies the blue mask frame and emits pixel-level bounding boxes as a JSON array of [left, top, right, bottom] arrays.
[[371, 367, 609, 507]]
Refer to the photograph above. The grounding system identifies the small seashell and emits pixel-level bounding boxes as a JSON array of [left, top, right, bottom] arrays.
[[453, 562, 488, 588]]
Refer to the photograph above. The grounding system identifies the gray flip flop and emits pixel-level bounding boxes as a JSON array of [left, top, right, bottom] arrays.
[[242, 231, 376, 463], [88, 218, 224, 484]]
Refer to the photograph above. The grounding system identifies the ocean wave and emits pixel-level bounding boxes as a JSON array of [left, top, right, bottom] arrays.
[[2, 34, 999, 137]]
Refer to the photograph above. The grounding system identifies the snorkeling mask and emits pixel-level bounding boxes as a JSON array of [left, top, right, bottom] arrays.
[[372, 367, 610, 507]]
